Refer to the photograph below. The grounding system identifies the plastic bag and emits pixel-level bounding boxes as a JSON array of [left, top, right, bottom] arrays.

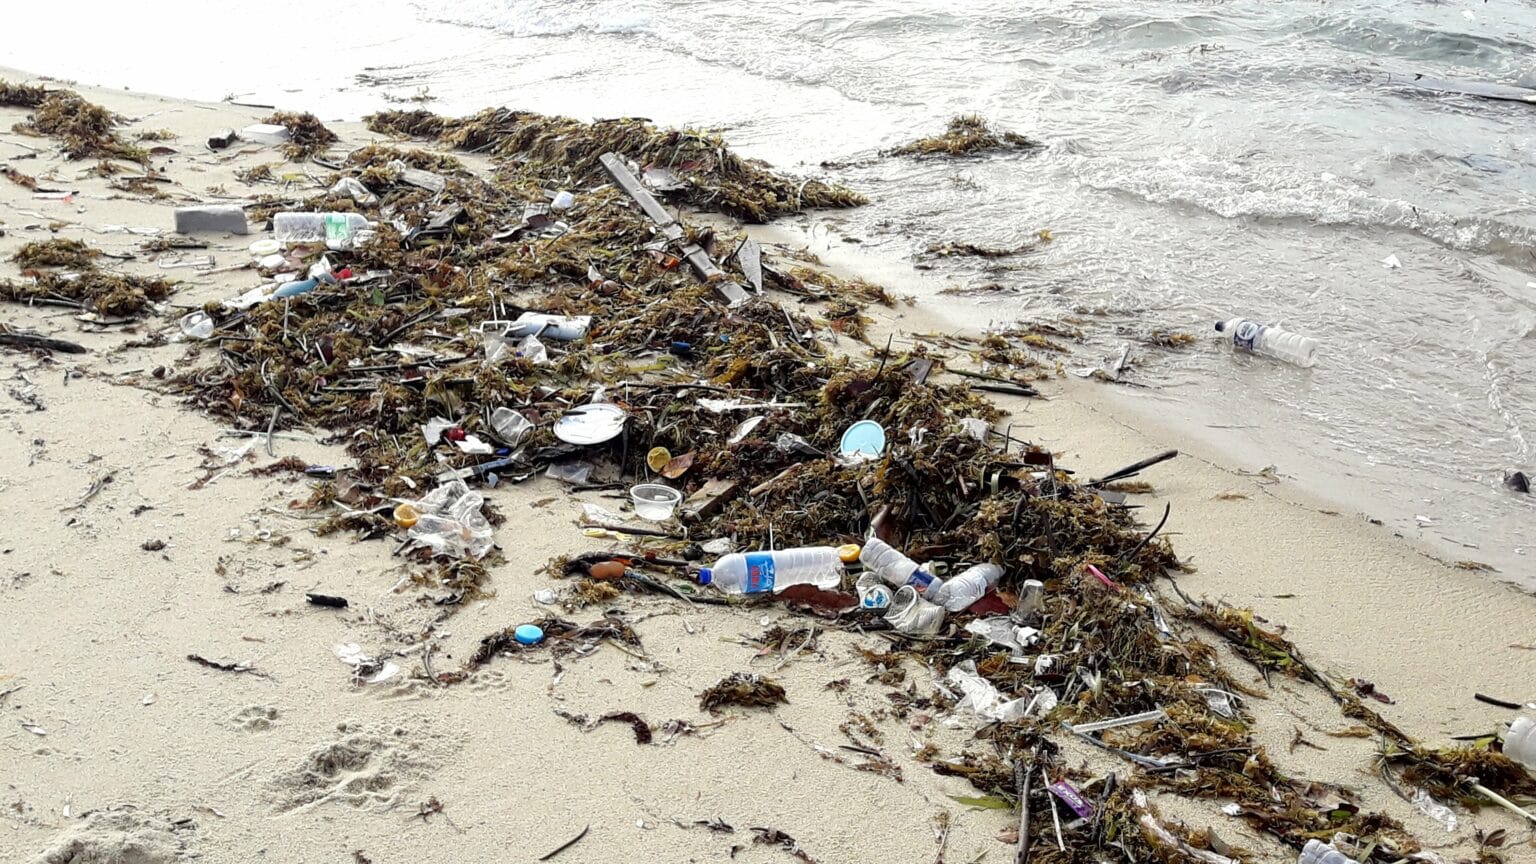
[[405, 479, 493, 559]]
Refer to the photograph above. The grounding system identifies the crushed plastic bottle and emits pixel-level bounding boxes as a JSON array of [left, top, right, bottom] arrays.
[[1215, 318, 1319, 367], [860, 537, 942, 595], [698, 547, 843, 594], [931, 563, 1002, 612]]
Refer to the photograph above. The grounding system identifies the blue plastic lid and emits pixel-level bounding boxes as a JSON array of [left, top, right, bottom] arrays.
[[513, 624, 544, 645], [840, 420, 887, 458], [697, 568, 713, 585]]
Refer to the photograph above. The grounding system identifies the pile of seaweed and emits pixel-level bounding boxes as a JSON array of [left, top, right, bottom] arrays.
[[366, 107, 866, 222], [264, 111, 339, 160], [2, 239, 172, 318], [144, 110, 1532, 864], [0, 79, 147, 163], [885, 114, 1040, 157]]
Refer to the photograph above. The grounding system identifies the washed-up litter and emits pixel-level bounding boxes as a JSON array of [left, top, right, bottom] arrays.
[[553, 403, 627, 445], [404, 479, 493, 559], [49, 89, 1516, 864], [333, 643, 400, 684]]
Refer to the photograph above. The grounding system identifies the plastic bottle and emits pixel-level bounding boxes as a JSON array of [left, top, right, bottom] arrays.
[[698, 547, 843, 594], [860, 537, 943, 595], [272, 212, 372, 250], [931, 563, 1002, 612], [1215, 318, 1319, 368], [1503, 715, 1536, 770], [508, 312, 592, 341]]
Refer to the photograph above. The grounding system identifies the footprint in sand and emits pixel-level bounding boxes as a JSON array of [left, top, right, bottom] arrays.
[[31, 805, 197, 864], [231, 705, 280, 731], [268, 720, 443, 813]]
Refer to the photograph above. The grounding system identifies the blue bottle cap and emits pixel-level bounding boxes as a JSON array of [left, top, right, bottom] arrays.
[[513, 624, 544, 645], [697, 568, 713, 585]]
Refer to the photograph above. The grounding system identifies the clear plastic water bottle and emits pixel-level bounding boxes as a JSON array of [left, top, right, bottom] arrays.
[[860, 537, 943, 595], [698, 547, 843, 594], [931, 563, 1002, 612], [273, 212, 372, 250], [1215, 318, 1319, 368]]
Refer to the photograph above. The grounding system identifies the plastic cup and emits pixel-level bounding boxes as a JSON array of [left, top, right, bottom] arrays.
[[630, 484, 682, 521]]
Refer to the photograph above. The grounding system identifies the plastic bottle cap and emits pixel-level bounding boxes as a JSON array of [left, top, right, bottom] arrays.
[[837, 543, 862, 564], [513, 624, 544, 645], [697, 568, 713, 585], [1213, 320, 1226, 331]]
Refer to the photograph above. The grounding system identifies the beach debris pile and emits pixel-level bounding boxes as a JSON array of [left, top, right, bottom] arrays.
[[366, 107, 867, 222], [885, 114, 1040, 157], [5, 92, 1530, 864]]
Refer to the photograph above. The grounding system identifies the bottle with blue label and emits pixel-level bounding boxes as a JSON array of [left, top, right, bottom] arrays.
[[1215, 317, 1319, 368], [697, 547, 844, 594]]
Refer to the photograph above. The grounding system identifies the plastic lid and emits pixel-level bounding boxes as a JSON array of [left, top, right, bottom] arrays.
[[697, 568, 713, 585], [840, 420, 887, 458], [513, 624, 544, 645], [1213, 320, 1226, 331]]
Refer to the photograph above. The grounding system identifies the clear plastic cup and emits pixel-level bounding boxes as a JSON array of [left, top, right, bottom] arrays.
[[630, 484, 682, 521]]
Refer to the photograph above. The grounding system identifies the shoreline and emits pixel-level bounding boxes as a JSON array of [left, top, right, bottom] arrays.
[[2, 70, 1532, 864]]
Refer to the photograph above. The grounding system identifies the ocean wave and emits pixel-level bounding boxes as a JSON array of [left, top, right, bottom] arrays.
[[1076, 152, 1536, 261], [414, 0, 656, 38]]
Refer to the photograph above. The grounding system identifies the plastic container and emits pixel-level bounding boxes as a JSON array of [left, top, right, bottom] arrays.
[[932, 563, 1003, 612], [698, 547, 843, 594], [272, 212, 372, 250], [248, 238, 281, 257], [630, 484, 682, 521], [1503, 715, 1536, 770], [884, 586, 945, 635], [179, 311, 214, 340], [1215, 318, 1319, 367], [860, 537, 942, 595], [489, 407, 533, 447]]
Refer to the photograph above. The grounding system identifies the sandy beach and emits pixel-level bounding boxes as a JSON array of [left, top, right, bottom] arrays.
[[1, 70, 1532, 864]]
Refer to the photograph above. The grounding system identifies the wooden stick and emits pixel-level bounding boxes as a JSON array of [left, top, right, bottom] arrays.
[[1014, 754, 1035, 864], [0, 331, 88, 353], [1089, 449, 1178, 487]]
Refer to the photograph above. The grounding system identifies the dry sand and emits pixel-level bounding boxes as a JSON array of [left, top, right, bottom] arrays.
[[1, 69, 1532, 863]]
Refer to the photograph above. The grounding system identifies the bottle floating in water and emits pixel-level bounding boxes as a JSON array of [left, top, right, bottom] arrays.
[[698, 547, 843, 594], [1215, 318, 1319, 368]]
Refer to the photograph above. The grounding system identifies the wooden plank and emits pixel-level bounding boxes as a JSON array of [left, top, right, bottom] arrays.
[[681, 478, 740, 521], [598, 153, 749, 305]]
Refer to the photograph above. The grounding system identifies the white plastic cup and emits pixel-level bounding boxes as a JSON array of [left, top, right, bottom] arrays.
[[630, 484, 682, 521]]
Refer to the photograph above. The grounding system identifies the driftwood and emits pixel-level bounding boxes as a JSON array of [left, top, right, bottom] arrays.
[[0, 330, 87, 353]]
